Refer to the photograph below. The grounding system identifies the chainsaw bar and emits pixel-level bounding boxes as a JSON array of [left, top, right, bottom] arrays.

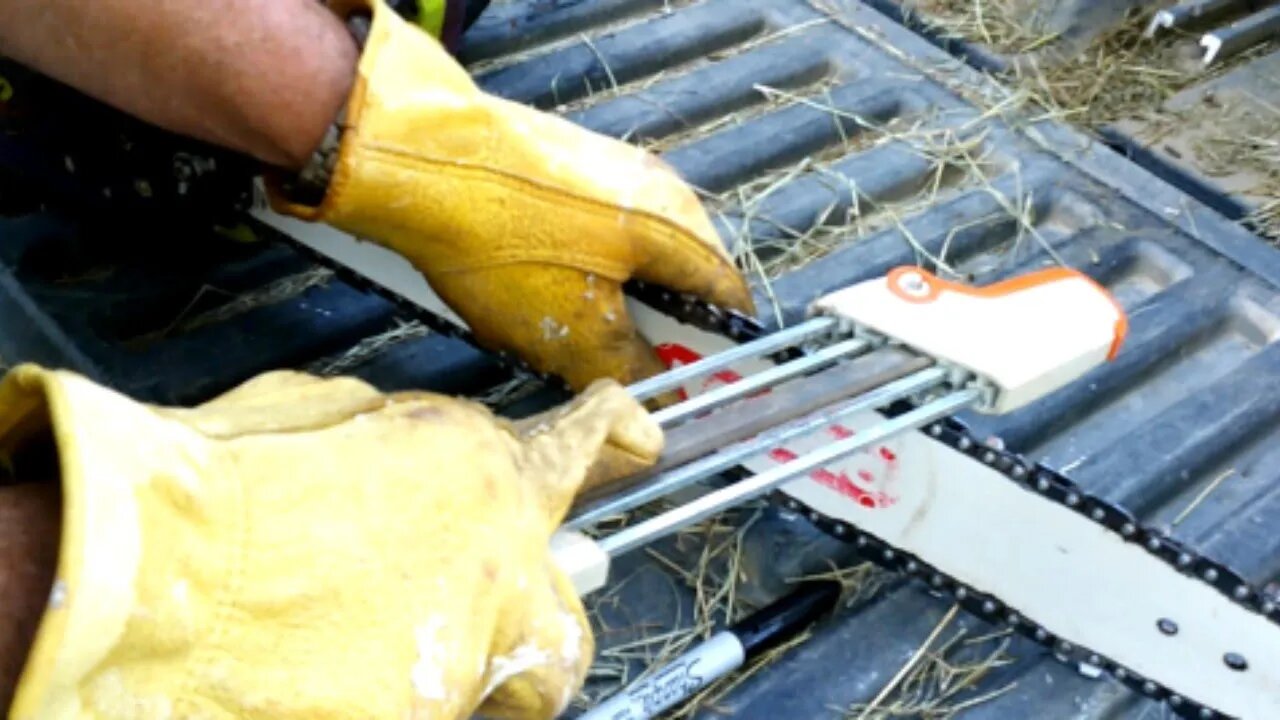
[[245, 213, 1276, 719], [783, 419, 1280, 719]]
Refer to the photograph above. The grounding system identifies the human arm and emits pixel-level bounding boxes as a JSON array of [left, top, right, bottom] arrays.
[[0, 484, 59, 712], [0, 0, 356, 169]]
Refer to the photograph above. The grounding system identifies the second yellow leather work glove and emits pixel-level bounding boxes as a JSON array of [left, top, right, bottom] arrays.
[[2, 365, 662, 719], [269, 0, 753, 391]]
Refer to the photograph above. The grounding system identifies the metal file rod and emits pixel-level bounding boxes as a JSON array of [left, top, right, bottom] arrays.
[[1146, 0, 1257, 36], [650, 337, 870, 427], [566, 366, 950, 530], [627, 316, 839, 402], [1201, 5, 1280, 65], [597, 388, 982, 557]]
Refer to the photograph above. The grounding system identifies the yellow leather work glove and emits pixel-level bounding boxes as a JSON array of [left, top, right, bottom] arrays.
[[268, 0, 753, 392], [1, 365, 662, 720]]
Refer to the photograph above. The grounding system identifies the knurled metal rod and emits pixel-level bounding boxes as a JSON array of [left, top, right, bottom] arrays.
[[1146, 0, 1256, 37], [650, 336, 870, 427], [567, 366, 950, 530], [628, 316, 839, 402], [1201, 5, 1280, 65], [597, 388, 982, 558]]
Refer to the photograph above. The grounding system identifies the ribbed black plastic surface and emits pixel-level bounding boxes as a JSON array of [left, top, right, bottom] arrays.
[[2, 1, 1280, 717]]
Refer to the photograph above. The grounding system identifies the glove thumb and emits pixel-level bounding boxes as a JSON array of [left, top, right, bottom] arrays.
[[477, 566, 592, 719], [516, 380, 662, 526]]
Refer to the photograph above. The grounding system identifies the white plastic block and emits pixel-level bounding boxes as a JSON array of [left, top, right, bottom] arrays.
[[812, 267, 1127, 414], [550, 529, 612, 597]]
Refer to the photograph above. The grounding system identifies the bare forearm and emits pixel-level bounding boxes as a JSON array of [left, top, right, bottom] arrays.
[[0, 0, 358, 169], [0, 483, 60, 711]]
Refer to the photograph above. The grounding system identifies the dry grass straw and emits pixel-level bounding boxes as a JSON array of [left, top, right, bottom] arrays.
[[1172, 467, 1238, 527], [701, 83, 1032, 307], [572, 505, 756, 710], [564, 17, 836, 118], [489, 3, 832, 120], [901, 0, 1056, 55], [1247, 199, 1280, 242], [902, 2, 1207, 127], [466, 0, 699, 77], [574, 500, 894, 716], [663, 558, 963, 717], [180, 267, 335, 331], [642, 72, 844, 155], [1171, 91, 1279, 240], [574, 504, 767, 709], [132, 266, 334, 343], [1191, 102, 1280, 239], [1125, 57, 1280, 240], [305, 319, 431, 376], [889, 2, 1280, 240], [471, 373, 547, 409], [845, 606, 1017, 719], [581, 535, 1013, 719]]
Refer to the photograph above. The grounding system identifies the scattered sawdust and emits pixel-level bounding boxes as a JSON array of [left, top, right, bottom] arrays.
[[845, 607, 1017, 719], [305, 319, 430, 376]]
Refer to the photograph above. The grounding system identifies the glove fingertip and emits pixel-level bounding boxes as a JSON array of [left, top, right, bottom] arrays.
[[710, 270, 758, 316], [598, 383, 662, 462]]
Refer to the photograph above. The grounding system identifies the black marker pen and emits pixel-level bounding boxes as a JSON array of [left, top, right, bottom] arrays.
[[581, 580, 842, 720]]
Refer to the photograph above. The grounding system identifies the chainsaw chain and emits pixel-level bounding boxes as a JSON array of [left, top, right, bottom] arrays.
[[256, 217, 1269, 719]]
